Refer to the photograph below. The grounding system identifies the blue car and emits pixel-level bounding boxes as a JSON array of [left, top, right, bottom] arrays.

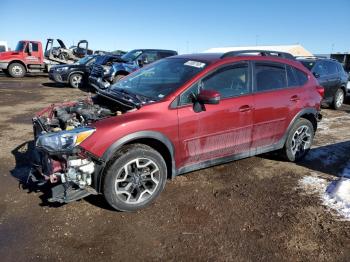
[[88, 49, 177, 90]]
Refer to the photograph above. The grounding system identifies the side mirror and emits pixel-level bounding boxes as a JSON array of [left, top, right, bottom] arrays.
[[197, 89, 220, 105], [28, 43, 33, 55], [313, 72, 320, 78]]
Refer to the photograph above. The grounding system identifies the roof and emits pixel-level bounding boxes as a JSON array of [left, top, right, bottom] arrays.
[[204, 45, 313, 57], [170, 53, 223, 63]]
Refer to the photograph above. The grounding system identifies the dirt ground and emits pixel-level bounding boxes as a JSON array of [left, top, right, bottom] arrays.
[[0, 73, 349, 262]]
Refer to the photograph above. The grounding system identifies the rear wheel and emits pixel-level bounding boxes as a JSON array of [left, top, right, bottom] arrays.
[[281, 118, 314, 162], [103, 144, 167, 212], [332, 89, 344, 110], [69, 73, 83, 88], [8, 63, 26, 78]]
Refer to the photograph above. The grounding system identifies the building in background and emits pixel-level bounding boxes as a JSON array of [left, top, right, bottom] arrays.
[[203, 44, 313, 57]]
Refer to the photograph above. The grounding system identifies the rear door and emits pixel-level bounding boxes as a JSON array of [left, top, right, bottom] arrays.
[[312, 61, 332, 100], [251, 61, 305, 150], [177, 62, 254, 167], [324, 61, 341, 98]]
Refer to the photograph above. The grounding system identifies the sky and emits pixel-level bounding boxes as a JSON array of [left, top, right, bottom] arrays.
[[0, 0, 349, 54]]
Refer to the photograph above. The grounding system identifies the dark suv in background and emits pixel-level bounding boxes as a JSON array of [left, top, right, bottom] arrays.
[[49, 54, 122, 88], [298, 57, 348, 109], [88, 49, 177, 90]]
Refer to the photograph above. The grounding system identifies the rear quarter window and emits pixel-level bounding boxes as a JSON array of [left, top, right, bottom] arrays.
[[295, 68, 308, 86]]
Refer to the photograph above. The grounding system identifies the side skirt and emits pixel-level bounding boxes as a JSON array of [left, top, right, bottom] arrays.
[[176, 141, 284, 176]]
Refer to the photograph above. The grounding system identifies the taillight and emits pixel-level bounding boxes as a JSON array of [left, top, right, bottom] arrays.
[[316, 85, 324, 98]]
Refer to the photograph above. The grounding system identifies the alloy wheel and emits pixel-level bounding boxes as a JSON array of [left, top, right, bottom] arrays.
[[336, 91, 344, 108], [291, 125, 312, 158], [71, 75, 82, 88], [114, 158, 160, 204]]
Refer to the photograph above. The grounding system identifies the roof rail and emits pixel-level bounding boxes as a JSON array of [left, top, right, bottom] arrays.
[[296, 55, 328, 59], [221, 50, 295, 60]]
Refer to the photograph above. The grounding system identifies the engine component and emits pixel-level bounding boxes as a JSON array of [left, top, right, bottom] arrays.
[[60, 158, 95, 188]]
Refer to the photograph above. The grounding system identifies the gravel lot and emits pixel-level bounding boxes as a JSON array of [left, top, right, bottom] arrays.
[[0, 74, 349, 261]]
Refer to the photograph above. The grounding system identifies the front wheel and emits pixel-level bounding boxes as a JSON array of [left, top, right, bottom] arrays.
[[281, 118, 314, 162], [332, 89, 344, 110], [69, 73, 83, 88], [8, 63, 26, 78], [103, 144, 167, 212]]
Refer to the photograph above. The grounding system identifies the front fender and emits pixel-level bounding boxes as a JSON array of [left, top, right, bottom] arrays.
[[92, 130, 176, 192]]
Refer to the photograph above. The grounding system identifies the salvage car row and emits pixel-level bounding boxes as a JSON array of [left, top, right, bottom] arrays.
[[1, 42, 349, 212], [51, 49, 178, 88]]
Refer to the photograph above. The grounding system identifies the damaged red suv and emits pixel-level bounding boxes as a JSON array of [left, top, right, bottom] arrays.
[[32, 50, 323, 211]]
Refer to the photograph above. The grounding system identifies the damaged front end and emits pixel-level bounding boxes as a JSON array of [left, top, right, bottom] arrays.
[[30, 96, 123, 203]]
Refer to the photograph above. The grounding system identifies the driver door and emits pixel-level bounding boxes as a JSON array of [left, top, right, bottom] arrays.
[[177, 62, 254, 168], [25, 42, 41, 65]]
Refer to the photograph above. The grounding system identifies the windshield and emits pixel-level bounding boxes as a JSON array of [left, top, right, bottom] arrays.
[[75, 55, 94, 65], [111, 58, 207, 101], [300, 61, 316, 70], [121, 50, 143, 62], [15, 41, 26, 52]]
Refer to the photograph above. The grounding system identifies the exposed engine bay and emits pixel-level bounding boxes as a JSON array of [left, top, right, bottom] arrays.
[[35, 95, 124, 133], [31, 95, 130, 203]]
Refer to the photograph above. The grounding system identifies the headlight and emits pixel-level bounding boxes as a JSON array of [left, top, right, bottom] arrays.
[[36, 127, 95, 153], [56, 66, 69, 72]]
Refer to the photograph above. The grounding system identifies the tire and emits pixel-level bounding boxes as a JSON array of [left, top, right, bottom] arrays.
[[332, 89, 344, 110], [103, 144, 167, 212], [69, 73, 83, 88], [281, 118, 314, 162], [112, 74, 127, 84], [8, 63, 26, 78]]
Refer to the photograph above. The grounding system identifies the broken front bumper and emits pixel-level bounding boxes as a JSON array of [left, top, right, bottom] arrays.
[[31, 118, 100, 203]]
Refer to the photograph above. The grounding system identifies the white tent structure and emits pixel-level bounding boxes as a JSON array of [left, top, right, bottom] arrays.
[[203, 44, 313, 57]]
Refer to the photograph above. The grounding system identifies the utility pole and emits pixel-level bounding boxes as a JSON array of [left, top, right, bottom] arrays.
[[255, 35, 259, 46]]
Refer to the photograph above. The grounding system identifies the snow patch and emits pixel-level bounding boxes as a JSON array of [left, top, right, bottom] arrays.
[[299, 164, 350, 221]]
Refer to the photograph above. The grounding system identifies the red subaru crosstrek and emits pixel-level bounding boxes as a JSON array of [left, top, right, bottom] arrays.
[[32, 50, 324, 211]]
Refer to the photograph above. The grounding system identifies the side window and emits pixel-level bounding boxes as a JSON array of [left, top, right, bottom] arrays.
[[179, 63, 250, 105], [201, 63, 249, 99], [326, 61, 338, 75], [313, 61, 328, 76], [255, 63, 287, 91], [31, 42, 39, 52], [179, 83, 200, 105], [142, 51, 159, 64], [286, 65, 299, 87], [294, 68, 308, 86], [158, 52, 176, 59]]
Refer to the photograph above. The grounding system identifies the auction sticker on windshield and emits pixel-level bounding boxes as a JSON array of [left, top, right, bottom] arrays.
[[184, 60, 206, 68]]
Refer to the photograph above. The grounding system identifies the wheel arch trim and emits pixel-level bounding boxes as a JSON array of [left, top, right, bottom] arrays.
[[95, 131, 176, 192]]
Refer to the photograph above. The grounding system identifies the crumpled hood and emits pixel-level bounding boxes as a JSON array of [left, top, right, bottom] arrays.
[[0, 51, 21, 61]]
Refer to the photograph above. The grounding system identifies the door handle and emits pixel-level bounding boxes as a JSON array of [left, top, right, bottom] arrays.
[[290, 95, 300, 102], [239, 105, 252, 112]]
